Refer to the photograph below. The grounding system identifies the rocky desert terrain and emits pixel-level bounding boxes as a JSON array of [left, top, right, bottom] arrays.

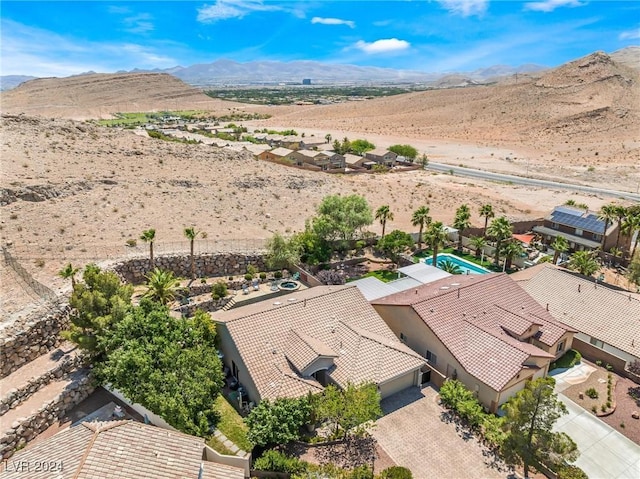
[[1, 50, 638, 318]]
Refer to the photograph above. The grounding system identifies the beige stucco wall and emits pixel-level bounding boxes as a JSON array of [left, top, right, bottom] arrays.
[[379, 370, 419, 398]]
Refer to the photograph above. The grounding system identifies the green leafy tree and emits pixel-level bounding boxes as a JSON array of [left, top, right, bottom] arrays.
[[597, 204, 617, 250], [568, 250, 599, 277], [349, 139, 376, 155], [292, 225, 332, 265], [97, 303, 223, 436], [183, 226, 201, 280], [479, 204, 495, 237], [375, 205, 394, 239], [628, 251, 640, 288], [486, 216, 513, 266], [453, 204, 472, 253], [143, 268, 183, 305], [58, 263, 80, 288], [388, 144, 418, 160], [140, 228, 156, 269], [379, 466, 413, 479], [333, 137, 352, 155], [425, 221, 448, 268], [622, 211, 640, 258], [551, 236, 569, 265], [469, 235, 487, 259], [502, 377, 578, 478], [312, 194, 373, 244], [411, 206, 431, 250], [418, 153, 429, 168], [377, 230, 414, 267], [245, 397, 311, 447], [63, 264, 133, 359], [265, 232, 301, 270], [316, 383, 382, 439]]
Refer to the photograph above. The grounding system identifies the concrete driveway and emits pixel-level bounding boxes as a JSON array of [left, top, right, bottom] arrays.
[[552, 365, 640, 479], [373, 385, 511, 479]]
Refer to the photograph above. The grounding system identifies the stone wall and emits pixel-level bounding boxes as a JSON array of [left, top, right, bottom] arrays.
[[112, 253, 267, 284], [0, 303, 72, 379], [0, 370, 94, 460], [0, 354, 82, 415]]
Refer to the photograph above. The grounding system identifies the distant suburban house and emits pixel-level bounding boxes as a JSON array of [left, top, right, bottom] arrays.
[[257, 147, 295, 163], [289, 149, 345, 170], [3, 420, 245, 479], [513, 263, 640, 373], [364, 148, 398, 168], [371, 273, 575, 412], [213, 286, 426, 404], [344, 153, 367, 169], [300, 138, 327, 150], [532, 205, 618, 252]]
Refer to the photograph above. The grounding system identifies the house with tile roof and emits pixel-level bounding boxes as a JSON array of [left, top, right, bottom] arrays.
[[289, 149, 346, 170], [513, 263, 640, 372], [371, 273, 575, 412], [364, 148, 398, 168], [213, 286, 426, 404], [257, 147, 295, 163], [2, 420, 245, 479], [532, 205, 621, 252]]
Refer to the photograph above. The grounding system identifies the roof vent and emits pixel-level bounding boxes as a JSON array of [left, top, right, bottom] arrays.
[[451, 283, 460, 286], [440, 286, 449, 290], [273, 301, 282, 305], [430, 308, 434, 313]]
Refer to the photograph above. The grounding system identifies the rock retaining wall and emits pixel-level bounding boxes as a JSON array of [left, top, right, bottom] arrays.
[[0, 354, 83, 415], [112, 253, 267, 284], [0, 370, 94, 460], [0, 303, 72, 379]]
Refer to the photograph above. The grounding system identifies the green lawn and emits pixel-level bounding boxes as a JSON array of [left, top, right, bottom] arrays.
[[550, 349, 582, 371], [211, 395, 252, 452], [354, 269, 401, 283], [206, 434, 236, 456]]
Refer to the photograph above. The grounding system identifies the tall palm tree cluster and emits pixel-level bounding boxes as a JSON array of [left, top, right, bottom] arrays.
[[598, 203, 640, 259]]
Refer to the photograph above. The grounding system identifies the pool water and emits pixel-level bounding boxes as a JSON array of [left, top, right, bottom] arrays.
[[423, 253, 490, 275]]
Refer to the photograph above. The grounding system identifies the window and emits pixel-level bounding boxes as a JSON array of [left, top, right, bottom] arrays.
[[556, 340, 566, 353], [551, 222, 559, 229], [593, 233, 602, 241], [426, 350, 437, 365], [400, 332, 407, 343], [589, 337, 604, 349], [575, 228, 583, 236]]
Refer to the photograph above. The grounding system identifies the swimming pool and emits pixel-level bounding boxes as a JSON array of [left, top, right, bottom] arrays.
[[423, 253, 490, 275]]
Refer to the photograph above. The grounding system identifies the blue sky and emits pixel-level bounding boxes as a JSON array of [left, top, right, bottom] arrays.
[[1, 1, 638, 77]]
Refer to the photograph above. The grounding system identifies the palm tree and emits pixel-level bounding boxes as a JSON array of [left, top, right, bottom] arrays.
[[551, 236, 569, 265], [469, 236, 487, 259], [325, 133, 332, 143], [375, 205, 394, 239], [184, 226, 201, 281], [143, 268, 182, 305], [597, 204, 618, 251], [58, 263, 80, 288], [453, 204, 472, 253], [479, 204, 495, 237], [140, 228, 156, 269], [613, 205, 627, 251], [622, 212, 640, 258], [411, 206, 431, 250], [486, 216, 513, 266], [440, 260, 462, 274], [425, 221, 448, 268], [502, 240, 524, 271], [568, 251, 600, 277]]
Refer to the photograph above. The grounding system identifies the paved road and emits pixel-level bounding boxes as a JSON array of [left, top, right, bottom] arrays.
[[426, 163, 640, 202]]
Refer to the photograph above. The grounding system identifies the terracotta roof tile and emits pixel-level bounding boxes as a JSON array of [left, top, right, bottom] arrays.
[[214, 286, 425, 401]]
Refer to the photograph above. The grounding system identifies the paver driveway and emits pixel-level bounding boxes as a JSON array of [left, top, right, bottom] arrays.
[[373, 385, 511, 479]]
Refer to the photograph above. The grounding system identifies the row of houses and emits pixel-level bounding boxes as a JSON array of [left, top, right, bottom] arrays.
[[257, 147, 402, 171], [214, 260, 639, 415]]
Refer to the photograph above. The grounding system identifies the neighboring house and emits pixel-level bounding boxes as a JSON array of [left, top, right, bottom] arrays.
[[364, 148, 398, 168], [371, 273, 574, 413], [289, 149, 345, 170], [513, 263, 640, 372], [2, 420, 245, 479], [344, 153, 366, 169], [257, 147, 295, 163], [532, 205, 618, 252], [213, 286, 426, 404], [300, 138, 328, 150]]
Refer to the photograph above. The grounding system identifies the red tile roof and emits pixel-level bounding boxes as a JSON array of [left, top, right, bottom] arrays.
[[373, 273, 571, 390]]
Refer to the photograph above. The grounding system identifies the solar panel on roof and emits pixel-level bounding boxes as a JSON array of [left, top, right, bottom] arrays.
[[551, 209, 605, 233]]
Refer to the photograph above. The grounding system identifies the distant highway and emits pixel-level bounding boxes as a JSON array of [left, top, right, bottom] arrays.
[[426, 163, 640, 202]]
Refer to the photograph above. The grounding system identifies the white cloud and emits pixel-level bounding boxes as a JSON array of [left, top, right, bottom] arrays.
[[123, 13, 154, 34], [438, 0, 488, 17], [311, 17, 355, 28], [197, 0, 284, 22], [524, 0, 585, 13], [619, 28, 640, 40], [354, 38, 410, 54]]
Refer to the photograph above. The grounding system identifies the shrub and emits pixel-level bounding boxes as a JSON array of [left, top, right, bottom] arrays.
[[259, 272, 267, 280], [247, 264, 258, 277], [348, 466, 374, 479], [628, 359, 640, 375], [253, 450, 307, 473], [200, 278, 207, 284], [126, 239, 137, 247], [606, 363, 614, 371], [316, 269, 346, 285], [557, 465, 589, 479], [585, 388, 598, 399], [274, 271, 283, 279], [211, 281, 227, 300], [596, 360, 603, 367], [244, 273, 253, 281], [380, 466, 413, 479], [606, 401, 611, 409], [591, 405, 597, 413], [601, 404, 607, 412]]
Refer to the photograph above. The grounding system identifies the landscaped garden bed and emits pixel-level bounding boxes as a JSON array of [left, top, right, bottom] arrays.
[[562, 365, 617, 416]]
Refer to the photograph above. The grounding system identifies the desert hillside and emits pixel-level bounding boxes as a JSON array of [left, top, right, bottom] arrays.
[[0, 73, 262, 120]]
